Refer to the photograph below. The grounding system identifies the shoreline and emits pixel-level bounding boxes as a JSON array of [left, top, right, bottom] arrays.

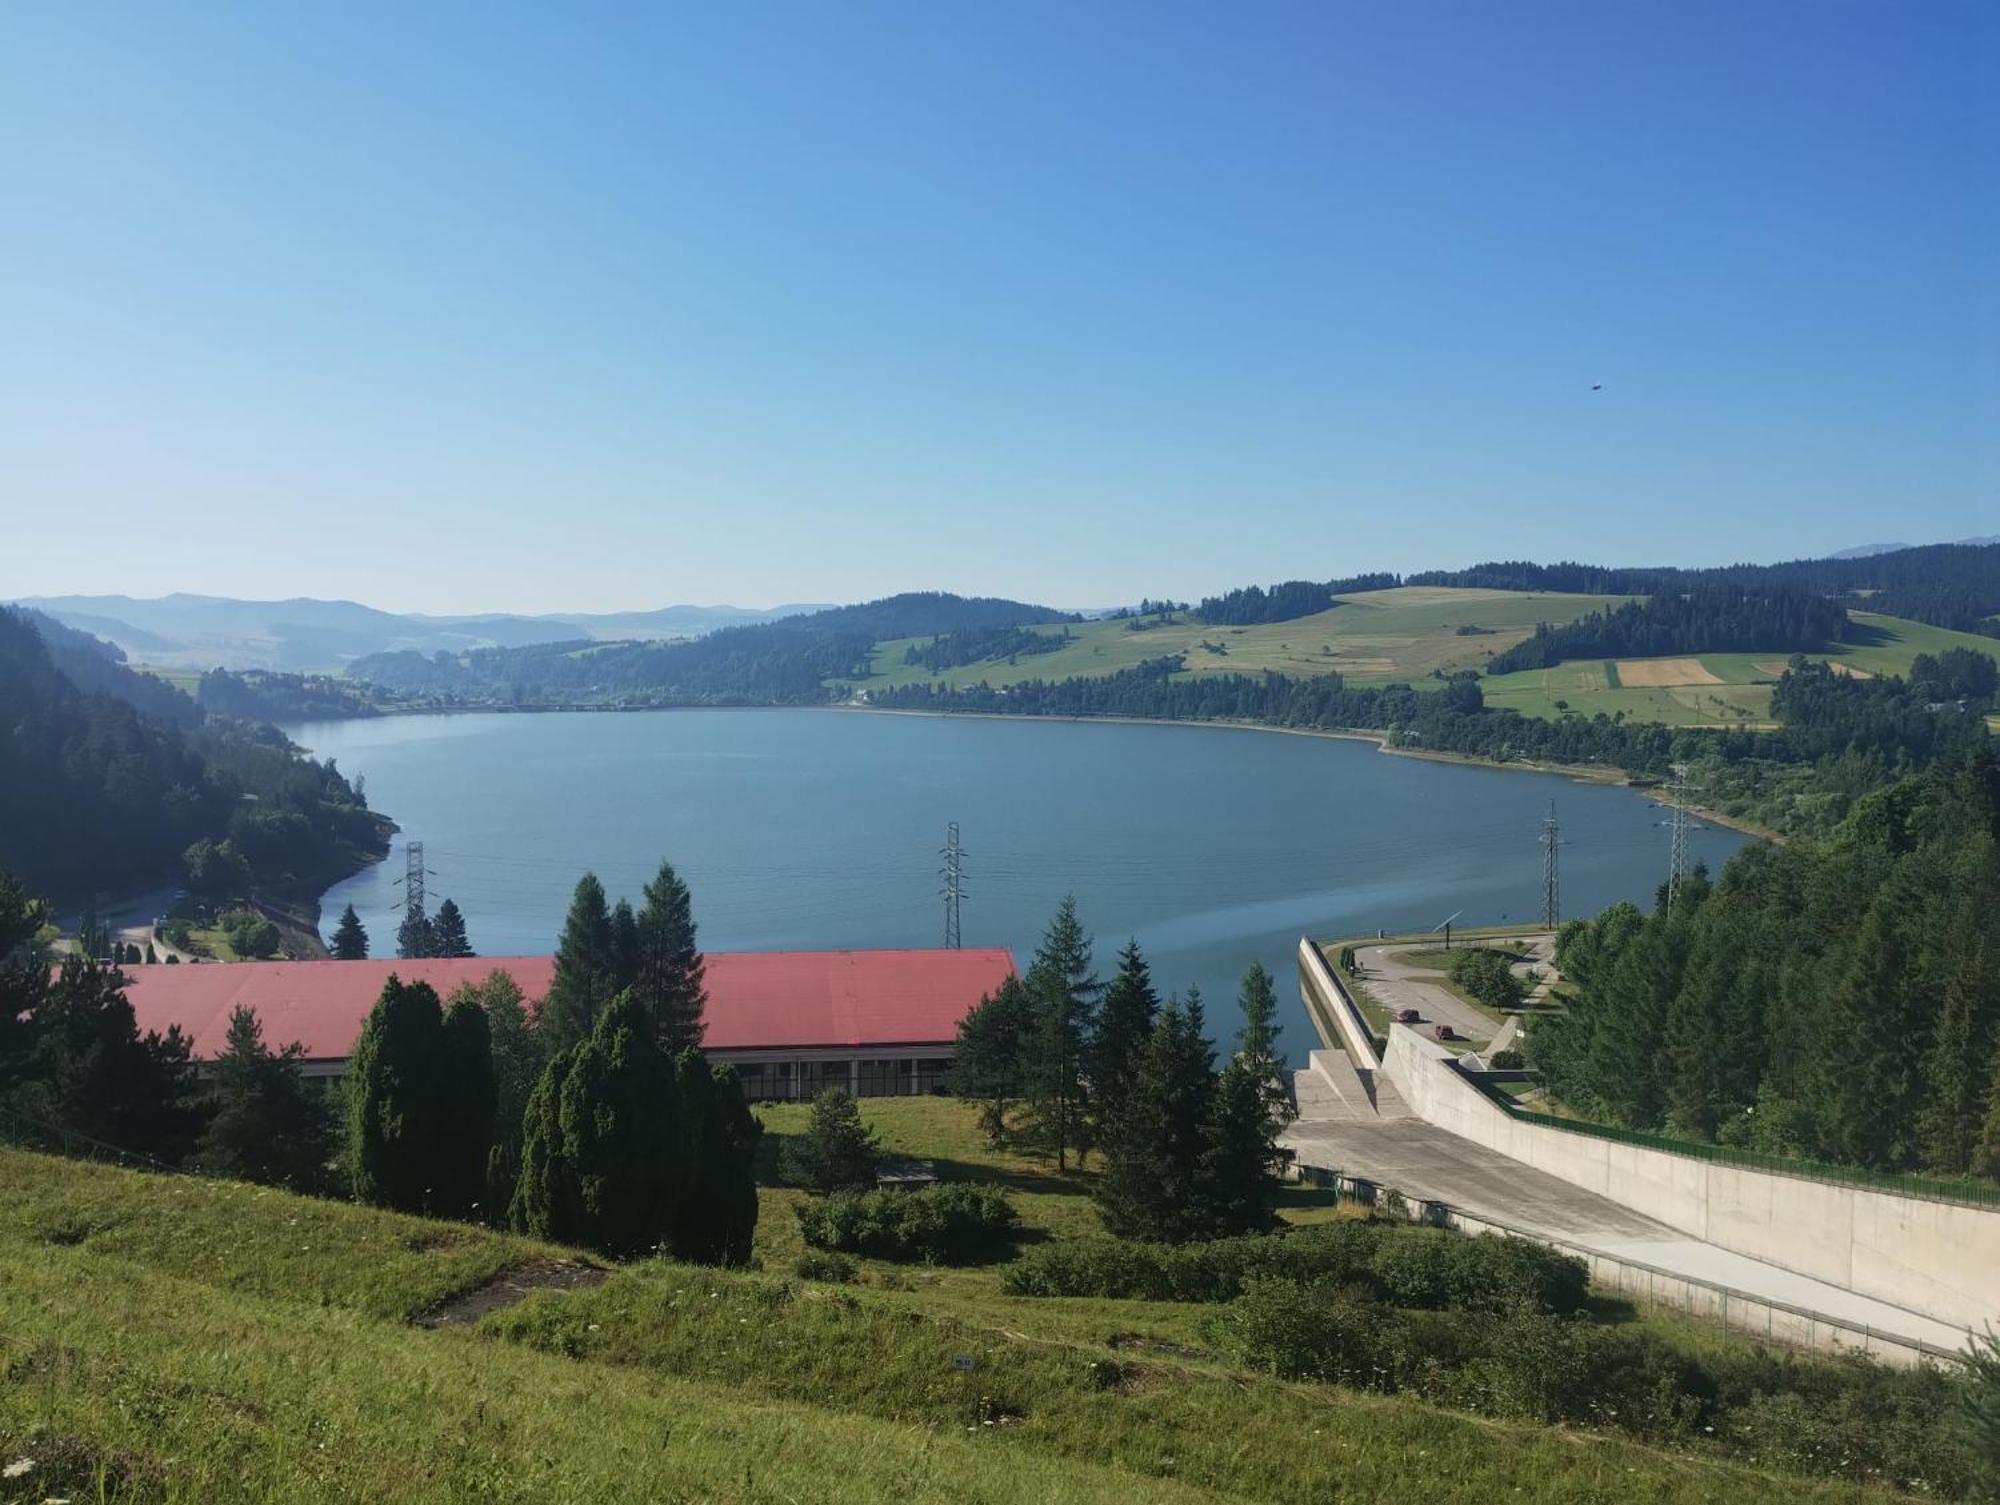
[[834, 704, 1779, 842]]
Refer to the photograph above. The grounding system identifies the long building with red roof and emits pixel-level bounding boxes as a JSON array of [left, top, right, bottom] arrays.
[[121, 948, 1016, 1101]]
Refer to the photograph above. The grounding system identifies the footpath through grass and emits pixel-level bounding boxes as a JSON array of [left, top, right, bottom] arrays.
[[0, 1118, 1930, 1505]]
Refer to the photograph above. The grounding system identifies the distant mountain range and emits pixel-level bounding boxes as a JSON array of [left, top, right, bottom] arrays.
[[7, 594, 833, 672]]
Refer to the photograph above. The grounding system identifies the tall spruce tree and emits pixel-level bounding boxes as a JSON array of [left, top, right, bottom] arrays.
[[1818, 901, 1925, 1168], [434, 996, 497, 1218], [611, 898, 640, 990], [1231, 961, 1293, 1132], [1021, 895, 1100, 1171], [1202, 1053, 1284, 1237], [1094, 990, 1218, 1243], [1917, 933, 1992, 1173], [952, 974, 1034, 1143], [331, 903, 369, 960], [635, 859, 707, 1054], [396, 909, 435, 960], [346, 975, 446, 1212], [510, 990, 681, 1258], [540, 873, 618, 1053], [668, 1053, 761, 1265], [195, 1006, 332, 1190], [1088, 940, 1159, 1144], [431, 898, 475, 959]]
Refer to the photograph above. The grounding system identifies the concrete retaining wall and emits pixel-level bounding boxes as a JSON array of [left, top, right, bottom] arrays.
[[1297, 938, 1379, 1068], [1294, 1163, 1950, 1368], [1379, 1024, 2000, 1334]]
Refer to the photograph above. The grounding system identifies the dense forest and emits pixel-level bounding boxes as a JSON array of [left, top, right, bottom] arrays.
[[871, 651, 1997, 838], [1192, 574, 1398, 626], [903, 624, 1073, 671], [1484, 586, 1850, 673], [196, 668, 386, 721], [0, 609, 385, 899], [1404, 542, 2000, 637], [349, 592, 1074, 707], [1531, 755, 2000, 1178]]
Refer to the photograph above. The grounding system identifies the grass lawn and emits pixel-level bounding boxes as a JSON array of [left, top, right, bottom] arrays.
[[848, 587, 1631, 693], [0, 1137, 1921, 1505]]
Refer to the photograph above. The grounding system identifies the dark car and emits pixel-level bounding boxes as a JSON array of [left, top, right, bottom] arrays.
[[1395, 1008, 1421, 1024], [1432, 1023, 1458, 1042]]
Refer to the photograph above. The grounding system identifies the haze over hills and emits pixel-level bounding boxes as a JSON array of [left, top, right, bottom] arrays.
[[9, 593, 832, 672]]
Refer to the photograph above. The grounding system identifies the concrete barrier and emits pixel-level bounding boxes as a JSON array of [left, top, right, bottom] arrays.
[[1378, 1023, 2000, 1334], [1297, 938, 1379, 1068]]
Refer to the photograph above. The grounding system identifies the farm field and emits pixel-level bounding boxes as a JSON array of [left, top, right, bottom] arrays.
[[853, 586, 1634, 693], [1479, 612, 2000, 728]]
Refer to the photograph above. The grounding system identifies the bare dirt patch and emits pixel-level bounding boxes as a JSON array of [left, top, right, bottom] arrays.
[[413, 1257, 608, 1329], [1614, 657, 1723, 687]]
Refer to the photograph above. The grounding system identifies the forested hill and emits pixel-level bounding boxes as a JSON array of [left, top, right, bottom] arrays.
[[1484, 586, 1850, 674], [349, 591, 1075, 706], [0, 608, 385, 900]]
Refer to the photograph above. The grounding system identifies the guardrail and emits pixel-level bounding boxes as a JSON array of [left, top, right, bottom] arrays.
[[1297, 938, 1382, 1068], [1459, 1072, 2000, 1211], [1293, 1163, 1970, 1369]]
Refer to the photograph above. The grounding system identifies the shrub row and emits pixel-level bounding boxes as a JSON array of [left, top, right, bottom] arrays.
[[797, 1182, 1018, 1264], [1002, 1222, 1588, 1316], [1211, 1278, 1981, 1497]]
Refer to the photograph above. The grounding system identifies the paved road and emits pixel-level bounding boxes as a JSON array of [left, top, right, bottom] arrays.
[[1349, 933, 1556, 1046], [1282, 1115, 1971, 1354]]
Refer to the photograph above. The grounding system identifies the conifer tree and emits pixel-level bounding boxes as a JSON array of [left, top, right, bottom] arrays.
[[396, 909, 434, 960], [1021, 895, 1100, 1171], [1231, 961, 1293, 1132], [668, 1052, 761, 1264], [331, 903, 369, 960], [346, 975, 446, 1212], [1202, 1054, 1284, 1237], [952, 974, 1034, 1143], [511, 990, 682, 1258], [431, 898, 474, 959], [434, 995, 497, 1218], [1917, 934, 1992, 1174], [540, 873, 618, 1053], [1819, 902, 1924, 1168], [635, 860, 707, 1054], [611, 898, 640, 990], [453, 970, 545, 1219], [195, 1006, 332, 1190], [1094, 990, 1217, 1243], [1088, 940, 1159, 1143], [782, 1086, 880, 1192]]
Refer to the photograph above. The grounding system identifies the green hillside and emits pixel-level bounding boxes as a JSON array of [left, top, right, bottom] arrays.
[[856, 587, 1634, 693], [0, 1108, 1937, 1505], [1480, 612, 2000, 728]]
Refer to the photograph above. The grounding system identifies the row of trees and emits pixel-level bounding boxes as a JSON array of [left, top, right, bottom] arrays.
[[327, 896, 475, 961], [1484, 586, 1848, 674], [951, 899, 1293, 1241], [1531, 755, 2000, 1177]]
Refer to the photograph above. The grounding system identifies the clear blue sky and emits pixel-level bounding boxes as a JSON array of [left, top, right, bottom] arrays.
[[2, 2, 1992, 614]]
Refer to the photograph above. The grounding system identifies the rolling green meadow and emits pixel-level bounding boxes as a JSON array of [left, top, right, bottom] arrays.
[[0, 1099, 1936, 1505]]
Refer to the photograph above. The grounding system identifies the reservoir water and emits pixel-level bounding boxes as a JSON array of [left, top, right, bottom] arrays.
[[288, 709, 1747, 1065]]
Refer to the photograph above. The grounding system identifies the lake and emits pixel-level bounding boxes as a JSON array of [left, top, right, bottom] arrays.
[[288, 709, 1748, 1065]]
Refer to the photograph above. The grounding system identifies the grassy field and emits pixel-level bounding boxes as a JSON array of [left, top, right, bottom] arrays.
[[1479, 611, 2000, 728], [851, 587, 1633, 693], [0, 1113, 1928, 1505]]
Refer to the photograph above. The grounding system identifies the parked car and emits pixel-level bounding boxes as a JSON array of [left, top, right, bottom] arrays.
[[1432, 1023, 1458, 1042], [1395, 1008, 1421, 1024]]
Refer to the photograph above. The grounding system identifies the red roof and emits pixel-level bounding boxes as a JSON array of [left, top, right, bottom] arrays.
[[119, 949, 1016, 1063]]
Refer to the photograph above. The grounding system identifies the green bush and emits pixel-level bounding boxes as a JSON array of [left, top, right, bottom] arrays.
[[220, 908, 282, 959], [1447, 948, 1525, 1011], [797, 1182, 1018, 1264], [1488, 1048, 1526, 1070], [792, 1250, 858, 1283], [1003, 1224, 1586, 1316]]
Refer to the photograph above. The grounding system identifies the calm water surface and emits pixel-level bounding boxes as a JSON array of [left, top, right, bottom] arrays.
[[289, 709, 1747, 1065]]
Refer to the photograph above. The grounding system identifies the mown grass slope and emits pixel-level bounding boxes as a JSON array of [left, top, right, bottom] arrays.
[[0, 1115, 1924, 1504]]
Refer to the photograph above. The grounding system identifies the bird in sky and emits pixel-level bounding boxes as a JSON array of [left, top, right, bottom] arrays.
[[1591, 383, 1603, 391]]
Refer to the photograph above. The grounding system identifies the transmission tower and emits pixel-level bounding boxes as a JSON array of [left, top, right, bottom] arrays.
[[939, 822, 966, 949], [1666, 764, 1691, 909], [1539, 799, 1562, 930], [393, 840, 434, 934]]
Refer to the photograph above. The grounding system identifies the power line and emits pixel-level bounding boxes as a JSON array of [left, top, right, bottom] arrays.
[[1539, 798, 1562, 930], [939, 822, 965, 949]]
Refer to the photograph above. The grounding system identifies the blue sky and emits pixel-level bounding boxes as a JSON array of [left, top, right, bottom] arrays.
[[2, 2, 1992, 614]]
